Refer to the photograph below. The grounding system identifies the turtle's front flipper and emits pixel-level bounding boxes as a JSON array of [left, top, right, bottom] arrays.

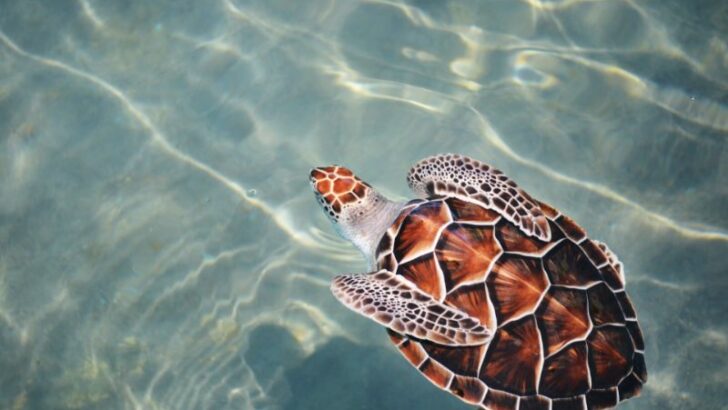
[[331, 270, 491, 346], [407, 154, 551, 241]]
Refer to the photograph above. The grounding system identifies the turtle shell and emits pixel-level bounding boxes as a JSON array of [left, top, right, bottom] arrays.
[[375, 197, 646, 410]]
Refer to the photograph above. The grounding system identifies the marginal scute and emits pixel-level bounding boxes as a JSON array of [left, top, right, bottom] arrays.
[[587, 326, 635, 389], [446, 197, 500, 223], [445, 283, 494, 331], [482, 389, 518, 410], [617, 373, 643, 401], [586, 388, 618, 410], [519, 395, 550, 410], [480, 316, 542, 395], [449, 375, 486, 404], [626, 320, 645, 351], [487, 255, 548, 324], [393, 201, 451, 262], [436, 223, 500, 291], [397, 254, 444, 301], [539, 342, 590, 398], [587, 283, 625, 326], [632, 352, 647, 382], [551, 396, 585, 410], [614, 291, 637, 319], [543, 240, 602, 287], [579, 240, 608, 267], [536, 287, 590, 356], [553, 215, 586, 243], [398, 338, 428, 366], [599, 264, 624, 290], [419, 358, 453, 389]]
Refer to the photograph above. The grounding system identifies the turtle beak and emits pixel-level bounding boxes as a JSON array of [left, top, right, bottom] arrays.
[[309, 167, 333, 209], [309, 167, 323, 183], [309, 168, 328, 194]]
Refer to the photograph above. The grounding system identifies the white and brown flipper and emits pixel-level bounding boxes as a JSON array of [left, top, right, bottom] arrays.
[[407, 154, 552, 241], [331, 270, 491, 346]]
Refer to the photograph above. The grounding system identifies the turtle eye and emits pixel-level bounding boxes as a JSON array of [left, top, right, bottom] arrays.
[[310, 168, 327, 182]]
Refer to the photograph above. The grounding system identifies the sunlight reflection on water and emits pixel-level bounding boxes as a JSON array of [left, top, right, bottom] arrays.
[[0, 0, 726, 409]]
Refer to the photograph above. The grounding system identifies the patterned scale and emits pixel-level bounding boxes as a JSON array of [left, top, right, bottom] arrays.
[[377, 198, 646, 410]]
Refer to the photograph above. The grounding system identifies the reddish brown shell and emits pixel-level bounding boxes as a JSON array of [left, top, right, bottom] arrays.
[[377, 198, 645, 410]]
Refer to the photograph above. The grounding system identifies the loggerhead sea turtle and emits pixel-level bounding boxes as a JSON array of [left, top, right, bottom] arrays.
[[310, 154, 646, 409]]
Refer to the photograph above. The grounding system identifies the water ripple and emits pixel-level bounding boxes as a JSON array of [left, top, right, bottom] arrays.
[[467, 105, 728, 241], [0, 1, 725, 409], [0, 29, 320, 249]]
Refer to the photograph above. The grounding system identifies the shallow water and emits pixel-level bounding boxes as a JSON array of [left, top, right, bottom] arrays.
[[0, 0, 727, 409]]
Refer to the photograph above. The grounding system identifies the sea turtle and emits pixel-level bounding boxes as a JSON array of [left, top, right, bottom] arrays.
[[310, 154, 646, 409]]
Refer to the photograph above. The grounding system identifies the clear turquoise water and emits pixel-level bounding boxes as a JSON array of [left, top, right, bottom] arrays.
[[0, 1, 727, 409]]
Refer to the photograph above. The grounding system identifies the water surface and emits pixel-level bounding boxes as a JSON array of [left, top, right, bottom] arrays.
[[0, 0, 727, 409]]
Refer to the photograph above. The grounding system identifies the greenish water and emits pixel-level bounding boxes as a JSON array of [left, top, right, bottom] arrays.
[[0, 0, 726, 409]]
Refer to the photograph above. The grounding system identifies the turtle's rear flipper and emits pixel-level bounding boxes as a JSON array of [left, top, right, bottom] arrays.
[[331, 270, 491, 346]]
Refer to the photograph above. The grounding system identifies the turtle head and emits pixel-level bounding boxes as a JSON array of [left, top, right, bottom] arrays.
[[310, 165, 371, 220], [309, 165, 403, 262]]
